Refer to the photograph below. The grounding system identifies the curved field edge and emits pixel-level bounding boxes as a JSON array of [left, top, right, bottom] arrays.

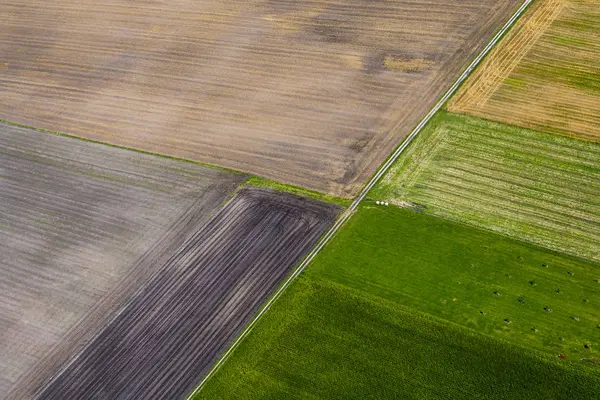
[[195, 275, 600, 400], [370, 111, 600, 262]]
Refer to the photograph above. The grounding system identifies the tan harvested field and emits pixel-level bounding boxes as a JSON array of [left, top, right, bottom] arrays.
[[0, 0, 519, 197], [0, 123, 243, 399], [449, 0, 600, 141]]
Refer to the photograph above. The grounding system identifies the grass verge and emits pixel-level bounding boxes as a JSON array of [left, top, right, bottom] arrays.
[[0, 119, 348, 207], [197, 206, 599, 399], [245, 177, 351, 207]]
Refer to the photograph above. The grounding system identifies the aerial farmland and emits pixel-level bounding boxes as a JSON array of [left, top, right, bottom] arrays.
[[1, 0, 518, 196], [193, 0, 600, 398], [2, 0, 599, 398], [38, 188, 339, 399], [0, 123, 338, 399], [0, 123, 244, 398]]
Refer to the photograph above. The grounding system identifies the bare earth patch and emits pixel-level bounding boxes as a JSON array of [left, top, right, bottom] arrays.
[[0, 0, 519, 196], [0, 123, 243, 399], [37, 188, 339, 399]]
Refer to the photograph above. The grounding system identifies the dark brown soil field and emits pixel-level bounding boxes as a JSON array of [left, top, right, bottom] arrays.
[[1, 0, 519, 196], [0, 123, 244, 399], [37, 188, 339, 400]]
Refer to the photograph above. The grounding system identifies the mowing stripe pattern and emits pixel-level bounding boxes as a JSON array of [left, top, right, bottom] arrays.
[[37, 188, 339, 399], [376, 114, 600, 262], [449, 0, 600, 141]]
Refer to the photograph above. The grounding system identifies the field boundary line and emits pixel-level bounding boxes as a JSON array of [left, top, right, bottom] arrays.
[[31, 191, 244, 400], [186, 0, 533, 397]]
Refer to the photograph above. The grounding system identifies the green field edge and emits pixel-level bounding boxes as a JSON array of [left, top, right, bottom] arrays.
[[366, 109, 600, 265], [444, 110, 600, 145], [0, 118, 349, 207], [311, 277, 600, 375], [190, 1, 541, 395], [196, 274, 600, 400]]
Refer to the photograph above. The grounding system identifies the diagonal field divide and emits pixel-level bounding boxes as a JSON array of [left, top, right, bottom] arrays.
[[188, 0, 534, 397], [36, 188, 340, 399]]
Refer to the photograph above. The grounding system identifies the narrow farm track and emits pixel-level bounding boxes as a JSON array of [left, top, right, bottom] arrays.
[[37, 188, 339, 400], [0, 123, 243, 399], [0, 0, 519, 196], [191, 1, 536, 394]]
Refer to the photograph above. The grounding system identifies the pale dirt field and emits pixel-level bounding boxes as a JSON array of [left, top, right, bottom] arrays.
[[0, 0, 519, 197], [0, 123, 243, 399], [449, 0, 600, 141]]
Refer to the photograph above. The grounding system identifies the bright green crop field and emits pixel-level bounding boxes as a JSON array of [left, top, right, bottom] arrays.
[[370, 112, 600, 262], [197, 207, 600, 399], [309, 206, 600, 359]]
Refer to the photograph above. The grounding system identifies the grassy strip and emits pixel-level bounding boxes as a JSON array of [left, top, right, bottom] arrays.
[[198, 275, 600, 399], [369, 111, 600, 262], [0, 119, 243, 175], [245, 177, 350, 207], [0, 119, 347, 207]]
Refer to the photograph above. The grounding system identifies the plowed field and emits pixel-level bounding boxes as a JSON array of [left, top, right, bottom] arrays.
[[0, 123, 243, 399], [449, 0, 600, 141], [38, 188, 339, 400], [1, 0, 519, 196]]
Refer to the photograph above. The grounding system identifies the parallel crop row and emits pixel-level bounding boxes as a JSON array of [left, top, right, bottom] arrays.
[[38, 188, 339, 399], [372, 113, 600, 262]]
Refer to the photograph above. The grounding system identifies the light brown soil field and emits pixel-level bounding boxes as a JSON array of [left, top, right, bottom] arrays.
[[0, 123, 243, 399], [0, 0, 519, 197], [449, 0, 600, 141]]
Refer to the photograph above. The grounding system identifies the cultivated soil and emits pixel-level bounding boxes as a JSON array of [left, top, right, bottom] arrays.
[[0, 123, 244, 399], [38, 188, 340, 399], [1, 0, 519, 196]]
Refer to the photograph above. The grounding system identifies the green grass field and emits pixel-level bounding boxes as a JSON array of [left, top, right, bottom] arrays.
[[370, 112, 600, 262], [197, 207, 600, 399], [309, 206, 600, 359]]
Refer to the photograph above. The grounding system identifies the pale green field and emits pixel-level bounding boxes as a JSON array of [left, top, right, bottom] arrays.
[[371, 112, 600, 262]]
